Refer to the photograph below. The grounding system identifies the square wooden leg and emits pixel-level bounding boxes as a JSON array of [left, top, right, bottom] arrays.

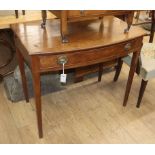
[[123, 51, 140, 106], [16, 49, 29, 102], [31, 57, 43, 138]]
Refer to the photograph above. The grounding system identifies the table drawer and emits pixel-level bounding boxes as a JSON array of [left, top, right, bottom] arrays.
[[84, 10, 132, 16], [67, 10, 107, 17], [67, 11, 129, 18], [39, 39, 141, 71], [84, 10, 114, 16], [67, 10, 85, 18]]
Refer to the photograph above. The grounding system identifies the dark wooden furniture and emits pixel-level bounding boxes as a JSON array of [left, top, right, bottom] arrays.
[[11, 16, 146, 138], [74, 60, 117, 83], [114, 11, 155, 108], [15, 10, 25, 18], [41, 10, 134, 43]]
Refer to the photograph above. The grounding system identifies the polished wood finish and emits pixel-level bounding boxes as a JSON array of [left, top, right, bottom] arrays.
[[15, 10, 25, 18], [136, 80, 148, 108], [16, 48, 29, 103], [113, 58, 123, 82], [15, 10, 18, 18], [41, 10, 47, 28], [31, 56, 43, 138], [38, 39, 141, 71], [123, 50, 142, 106], [13, 18, 145, 55], [11, 16, 146, 138], [135, 11, 141, 20], [98, 63, 104, 82], [42, 10, 134, 43]]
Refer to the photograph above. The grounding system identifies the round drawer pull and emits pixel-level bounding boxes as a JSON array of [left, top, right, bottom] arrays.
[[58, 56, 68, 65], [124, 43, 132, 51]]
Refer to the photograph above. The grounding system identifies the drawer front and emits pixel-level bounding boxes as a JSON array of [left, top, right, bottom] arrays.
[[84, 10, 111, 16], [39, 39, 141, 71], [67, 11, 131, 18], [67, 10, 85, 18], [67, 10, 118, 18], [84, 10, 131, 16]]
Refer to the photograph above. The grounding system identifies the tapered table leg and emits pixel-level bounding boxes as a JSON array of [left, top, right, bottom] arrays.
[[31, 57, 43, 138], [123, 51, 140, 106], [136, 80, 148, 108], [98, 63, 103, 82], [124, 11, 134, 33], [22, 10, 25, 15], [41, 10, 47, 28], [15, 10, 18, 18], [16, 49, 29, 102], [60, 11, 68, 43]]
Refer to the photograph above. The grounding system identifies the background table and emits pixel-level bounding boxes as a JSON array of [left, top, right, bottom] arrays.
[[42, 10, 134, 43]]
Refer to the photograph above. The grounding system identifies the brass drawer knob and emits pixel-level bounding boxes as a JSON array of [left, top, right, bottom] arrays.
[[124, 43, 132, 51], [58, 56, 68, 65]]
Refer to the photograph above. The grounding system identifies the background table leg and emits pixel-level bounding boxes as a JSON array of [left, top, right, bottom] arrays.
[[41, 10, 47, 28]]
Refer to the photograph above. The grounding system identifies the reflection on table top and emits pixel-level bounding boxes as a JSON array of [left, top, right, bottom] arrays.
[[11, 16, 147, 55]]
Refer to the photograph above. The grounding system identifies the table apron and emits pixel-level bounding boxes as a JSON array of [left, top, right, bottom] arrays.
[[38, 39, 142, 72]]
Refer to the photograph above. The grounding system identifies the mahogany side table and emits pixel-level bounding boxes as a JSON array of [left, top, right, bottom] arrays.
[[11, 16, 146, 138]]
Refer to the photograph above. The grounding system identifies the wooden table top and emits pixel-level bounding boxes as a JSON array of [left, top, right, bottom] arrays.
[[11, 16, 147, 55]]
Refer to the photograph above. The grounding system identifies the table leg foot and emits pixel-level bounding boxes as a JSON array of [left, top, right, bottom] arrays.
[[98, 63, 103, 82], [124, 25, 131, 33], [62, 35, 69, 43], [41, 23, 46, 29], [0, 74, 3, 82]]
